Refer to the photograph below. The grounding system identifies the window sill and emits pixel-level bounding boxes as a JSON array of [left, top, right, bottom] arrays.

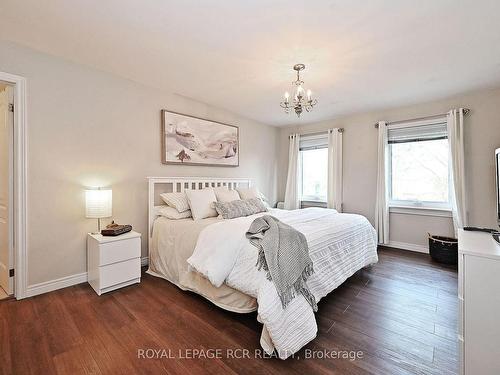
[[301, 200, 327, 208], [389, 205, 452, 218], [301, 199, 326, 203]]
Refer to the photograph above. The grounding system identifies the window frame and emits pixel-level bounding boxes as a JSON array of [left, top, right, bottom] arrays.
[[299, 142, 328, 203], [387, 117, 452, 211]]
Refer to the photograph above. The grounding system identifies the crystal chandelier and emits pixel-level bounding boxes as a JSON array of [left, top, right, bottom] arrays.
[[280, 64, 317, 117]]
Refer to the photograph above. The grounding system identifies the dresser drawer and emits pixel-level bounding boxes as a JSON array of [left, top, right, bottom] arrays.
[[99, 258, 140, 289], [99, 237, 140, 266]]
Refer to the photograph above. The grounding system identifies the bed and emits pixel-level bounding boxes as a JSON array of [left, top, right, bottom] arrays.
[[147, 177, 378, 359], [148, 215, 257, 312]]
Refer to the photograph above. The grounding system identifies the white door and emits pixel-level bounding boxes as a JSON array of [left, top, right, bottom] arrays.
[[0, 84, 13, 295]]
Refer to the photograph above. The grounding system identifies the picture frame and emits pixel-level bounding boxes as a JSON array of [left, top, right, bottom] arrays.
[[161, 110, 239, 167]]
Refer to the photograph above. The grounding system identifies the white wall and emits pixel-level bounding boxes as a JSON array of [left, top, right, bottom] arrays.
[[0, 41, 279, 286], [278, 88, 500, 249], [2, 37, 499, 287]]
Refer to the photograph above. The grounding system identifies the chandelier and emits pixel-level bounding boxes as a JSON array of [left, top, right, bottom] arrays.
[[280, 64, 317, 117]]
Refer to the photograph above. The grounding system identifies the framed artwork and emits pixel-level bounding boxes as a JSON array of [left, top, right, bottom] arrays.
[[161, 110, 239, 167]]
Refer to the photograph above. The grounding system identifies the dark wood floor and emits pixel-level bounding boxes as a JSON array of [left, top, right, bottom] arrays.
[[0, 247, 458, 375]]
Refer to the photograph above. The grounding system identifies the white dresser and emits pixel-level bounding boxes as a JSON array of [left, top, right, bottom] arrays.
[[87, 231, 141, 295], [458, 229, 500, 375]]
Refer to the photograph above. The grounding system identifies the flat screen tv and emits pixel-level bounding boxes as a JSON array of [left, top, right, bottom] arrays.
[[496, 148, 500, 227]]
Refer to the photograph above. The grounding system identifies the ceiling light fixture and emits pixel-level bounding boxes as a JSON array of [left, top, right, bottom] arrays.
[[280, 64, 317, 117]]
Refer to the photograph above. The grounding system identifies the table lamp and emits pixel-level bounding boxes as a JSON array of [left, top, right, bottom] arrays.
[[85, 188, 112, 234]]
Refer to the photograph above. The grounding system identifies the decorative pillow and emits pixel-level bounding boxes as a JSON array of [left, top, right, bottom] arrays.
[[213, 185, 228, 195], [214, 186, 241, 203], [159, 192, 190, 213], [236, 187, 261, 200], [185, 188, 218, 220], [214, 198, 268, 219], [237, 187, 270, 207], [156, 205, 192, 220]]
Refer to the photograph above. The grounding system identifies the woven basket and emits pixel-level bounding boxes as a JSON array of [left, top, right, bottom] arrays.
[[428, 233, 458, 265]]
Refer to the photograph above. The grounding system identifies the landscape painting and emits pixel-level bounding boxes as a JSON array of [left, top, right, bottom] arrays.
[[161, 110, 239, 167]]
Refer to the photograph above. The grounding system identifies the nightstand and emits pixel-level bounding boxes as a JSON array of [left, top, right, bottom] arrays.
[[87, 231, 141, 295]]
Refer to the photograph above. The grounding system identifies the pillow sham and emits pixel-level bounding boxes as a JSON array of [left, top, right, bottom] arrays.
[[237, 187, 270, 208], [185, 188, 218, 220], [214, 197, 268, 220], [159, 192, 190, 213], [156, 205, 192, 220], [236, 187, 261, 200], [214, 186, 241, 203]]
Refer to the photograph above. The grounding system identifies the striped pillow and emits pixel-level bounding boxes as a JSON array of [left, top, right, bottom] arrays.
[[156, 206, 192, 219], [160, 192, 190, 213]]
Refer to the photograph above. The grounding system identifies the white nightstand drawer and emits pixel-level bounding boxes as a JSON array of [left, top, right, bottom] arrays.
[[100, 257, 141, 289], [99, 236, 140, 266], [87, 231, 141, 295]]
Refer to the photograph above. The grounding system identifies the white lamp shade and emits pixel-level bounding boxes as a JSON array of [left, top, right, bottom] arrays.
[[85, 189, 112, 219]]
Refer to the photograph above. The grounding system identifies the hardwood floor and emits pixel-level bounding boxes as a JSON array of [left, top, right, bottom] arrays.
[[0, 247, 458, 375], [0, 287, 8, 300]]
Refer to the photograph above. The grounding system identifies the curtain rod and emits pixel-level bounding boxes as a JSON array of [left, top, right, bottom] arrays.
[[374, 108, 470, 128], [288, 128, 344, 138]]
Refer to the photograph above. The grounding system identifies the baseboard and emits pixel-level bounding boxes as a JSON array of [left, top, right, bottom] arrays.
[[25, 272, 88, 298], [385, 241, 429, 254], [25, 256, 150, 298]]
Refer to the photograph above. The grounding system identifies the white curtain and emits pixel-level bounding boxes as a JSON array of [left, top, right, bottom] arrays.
[[327, 129, 343, 211], [284, 134, 300, 210], [447, 108, 467, 233], [375, 121, 389, 244]]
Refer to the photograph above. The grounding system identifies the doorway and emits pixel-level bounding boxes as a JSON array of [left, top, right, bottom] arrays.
[[0, 71, 27, 300], [0, 83, 13, 299]]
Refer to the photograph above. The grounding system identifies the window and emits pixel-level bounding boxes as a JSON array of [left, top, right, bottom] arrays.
[[388, 119, 451, 209], [299, 134, 328, 202]]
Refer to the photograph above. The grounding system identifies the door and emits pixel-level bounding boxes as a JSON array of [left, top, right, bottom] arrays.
[[0, 84, 13, 295]]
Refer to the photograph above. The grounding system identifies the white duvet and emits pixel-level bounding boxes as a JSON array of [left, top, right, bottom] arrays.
[[187, 208, 378, 359]]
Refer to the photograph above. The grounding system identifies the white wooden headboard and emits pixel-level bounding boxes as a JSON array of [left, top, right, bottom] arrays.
[[147, 176, 251, 254]]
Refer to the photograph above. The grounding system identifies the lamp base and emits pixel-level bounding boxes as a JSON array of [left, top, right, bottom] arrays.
[[91, 218, 102, 235]]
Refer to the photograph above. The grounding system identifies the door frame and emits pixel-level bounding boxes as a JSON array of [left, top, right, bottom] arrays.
[[0, 72, 27, 299]]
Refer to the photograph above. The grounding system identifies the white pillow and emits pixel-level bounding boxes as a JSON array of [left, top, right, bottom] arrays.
[[214, 186, 241, 203], [156, 205, 192, 220], [237, 187, 262, 200], [160, 192, 190, 213], [237, 187, 270, 208], [186, 188, 218, 220], [213, 186, 228, 193]]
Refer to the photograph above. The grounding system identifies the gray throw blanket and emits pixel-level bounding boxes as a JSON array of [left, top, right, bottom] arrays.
[[246, 215, 317, 312]]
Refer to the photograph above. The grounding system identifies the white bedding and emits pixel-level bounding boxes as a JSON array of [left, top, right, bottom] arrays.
[[148, 216, 257, 313], [188, 207, 378, 359]]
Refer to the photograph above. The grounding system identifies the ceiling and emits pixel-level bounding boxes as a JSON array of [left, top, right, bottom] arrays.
[[1, 0, 500, 126]]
